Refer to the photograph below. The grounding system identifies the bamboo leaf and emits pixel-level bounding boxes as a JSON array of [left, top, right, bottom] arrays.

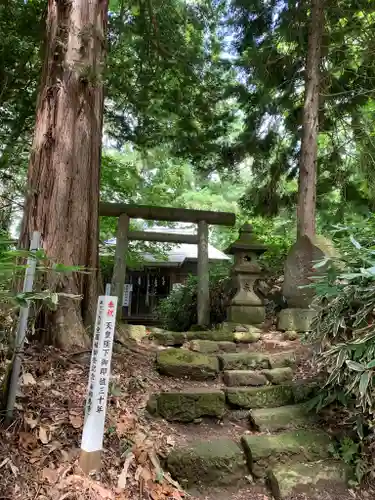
[[359, 372, 370, 398], [346, 360, 365, 372]]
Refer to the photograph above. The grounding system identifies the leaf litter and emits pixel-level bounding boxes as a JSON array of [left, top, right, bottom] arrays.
[[0, 342, 185, 500]]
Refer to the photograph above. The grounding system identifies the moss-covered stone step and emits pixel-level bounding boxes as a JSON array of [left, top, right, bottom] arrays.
[[186, 330, 235, 342], [223, 370, 268, 387], [149, 389, 225, 422], [233, 326, 261, 343], [249, 404, 314, 432], [225, 382, 317, 409], [267, 460, 350, 499], [261, 367, 294, 385], [219, 352, 270, 371], [151, 330, 186, 346], [268, 350, 298, 368], [156, 348, 219, 380], [226, 385, 294, 409], [166, 438, 248, 487], [241, 429, 331, 478], [188, 339, 237, 353]]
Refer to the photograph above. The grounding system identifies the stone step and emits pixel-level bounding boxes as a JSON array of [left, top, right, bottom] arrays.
[[219, 351, 298, 371], [261, 367, 294, 384], [249, 404, 314, 432], [149, 389, 226, 422], [151, 330, 186, 346], [223, 368, 293, 387], [223, 370, 268, 387], [188, 339, 237, 353], [148, 382, 317, 422], [186, 330, 236, 342], [219, 352, 270, 370], [267, 460, 349, 499], [241, 429, 331, 478], [166, 435, 349, 494], [226, 382, 317, 409], [166, 438, 249, 488], [156, 348, 219, 380]]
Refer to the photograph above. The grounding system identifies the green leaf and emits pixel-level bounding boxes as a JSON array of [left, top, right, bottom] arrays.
[[359, 371, 370, 398], [366, 359, 375, 369], [346, 360, 365, 372]]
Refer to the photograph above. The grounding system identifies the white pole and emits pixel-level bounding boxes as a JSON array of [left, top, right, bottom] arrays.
[[6, 231, 41, 422]]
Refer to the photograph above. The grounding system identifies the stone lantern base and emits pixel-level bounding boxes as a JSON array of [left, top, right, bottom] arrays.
[[227, 304, 265, 325]]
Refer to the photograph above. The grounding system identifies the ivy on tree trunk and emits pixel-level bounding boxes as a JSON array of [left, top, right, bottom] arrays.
[[19, 0, 108, 348]]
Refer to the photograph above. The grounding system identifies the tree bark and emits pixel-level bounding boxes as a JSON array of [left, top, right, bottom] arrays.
[[19, 0, 108, 348], [297, 0, 324, 238]]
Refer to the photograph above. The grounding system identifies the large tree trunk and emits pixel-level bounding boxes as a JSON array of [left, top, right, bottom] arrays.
[[297, 0, 324, 238], [19, 0, 108, 348]]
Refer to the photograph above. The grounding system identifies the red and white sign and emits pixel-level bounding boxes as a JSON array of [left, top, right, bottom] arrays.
[[81, 296, 117, 453]]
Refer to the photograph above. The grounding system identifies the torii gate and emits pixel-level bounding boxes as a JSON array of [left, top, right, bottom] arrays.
[[99, 202, 236, 326]]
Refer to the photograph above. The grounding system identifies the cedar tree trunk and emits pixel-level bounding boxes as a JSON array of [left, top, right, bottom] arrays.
[[19, 0, 108, 348], [297, 0, 324, 238]]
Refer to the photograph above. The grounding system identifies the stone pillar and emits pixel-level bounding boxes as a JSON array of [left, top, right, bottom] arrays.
[[111, 213, 129, 314], [226, 224, 267, 326], [197, 220, 209, 327]]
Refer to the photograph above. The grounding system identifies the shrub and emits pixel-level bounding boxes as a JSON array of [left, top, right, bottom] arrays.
[[156, 264, 233, 331], [309, 220, 375, 481]]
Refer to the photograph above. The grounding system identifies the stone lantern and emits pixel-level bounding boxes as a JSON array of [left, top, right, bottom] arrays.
[[226, 224, 267, 325]]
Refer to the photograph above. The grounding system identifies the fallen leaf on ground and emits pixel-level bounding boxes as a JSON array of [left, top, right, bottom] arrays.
[[39, 425, 51, 444], [24, 413, 38, 429], [21, 372, 36, 385], [8, 461, 19, 477], [69, 413, 83, 429], [116, 412, 137, 437], [19, 431, 38, 451], [42, 467, 58, 484], [0, 458, 10, 470], [117, 452, 135, 490]]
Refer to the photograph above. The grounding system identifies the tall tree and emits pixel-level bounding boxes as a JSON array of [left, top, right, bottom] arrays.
[[297, 0, 324, 237], [19, 0, 108, 347]]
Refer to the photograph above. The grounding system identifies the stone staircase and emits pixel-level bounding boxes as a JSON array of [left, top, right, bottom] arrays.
[[146, 326, 350, 499]]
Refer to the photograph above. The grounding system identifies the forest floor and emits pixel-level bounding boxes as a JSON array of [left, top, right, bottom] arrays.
[[0, 331, 374, 500]]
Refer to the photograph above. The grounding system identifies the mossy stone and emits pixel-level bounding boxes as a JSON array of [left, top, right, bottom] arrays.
[[152, 331, 186, 346], [189, 339, 237, 354], [217, 341, 238, 352], [262, 367, 294, 385], [267, 460, 350, 499], [226, 385, 295, 409], [156, 348, 219, 380], [269, 350, 297, 368], [186, 330, 235, 342], [292, 380, 319, 403], [284, 331, 299, 341], [155, 389, 226, 422], [167, 438, 248, 487], [146, 394, 158, 415], [241, 430, 331, 477], [219, 352, 270, 371], [249, 404, 313, 432], [224, 370, 268, 387], [233, 328, 261, 343]]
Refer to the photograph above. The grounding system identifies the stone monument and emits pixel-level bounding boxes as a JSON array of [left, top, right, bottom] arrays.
[[226, 224, 267, 325], [278, 234, 338, 332]]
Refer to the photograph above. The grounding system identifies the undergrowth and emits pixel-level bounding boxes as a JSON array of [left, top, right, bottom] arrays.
[[309, 221, 375, 482]]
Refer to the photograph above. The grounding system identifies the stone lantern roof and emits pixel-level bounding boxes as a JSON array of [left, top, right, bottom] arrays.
[[225, 224, 267, 255]]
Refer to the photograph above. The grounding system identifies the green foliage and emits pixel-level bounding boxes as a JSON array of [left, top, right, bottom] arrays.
[[329, 438, 368, 485], [156, 264, 232, 331], [309, 219, 375, 480], [223, 0, 375, 218]]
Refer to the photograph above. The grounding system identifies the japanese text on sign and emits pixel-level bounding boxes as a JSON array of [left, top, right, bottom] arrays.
[[81, 296, 117, 453]]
